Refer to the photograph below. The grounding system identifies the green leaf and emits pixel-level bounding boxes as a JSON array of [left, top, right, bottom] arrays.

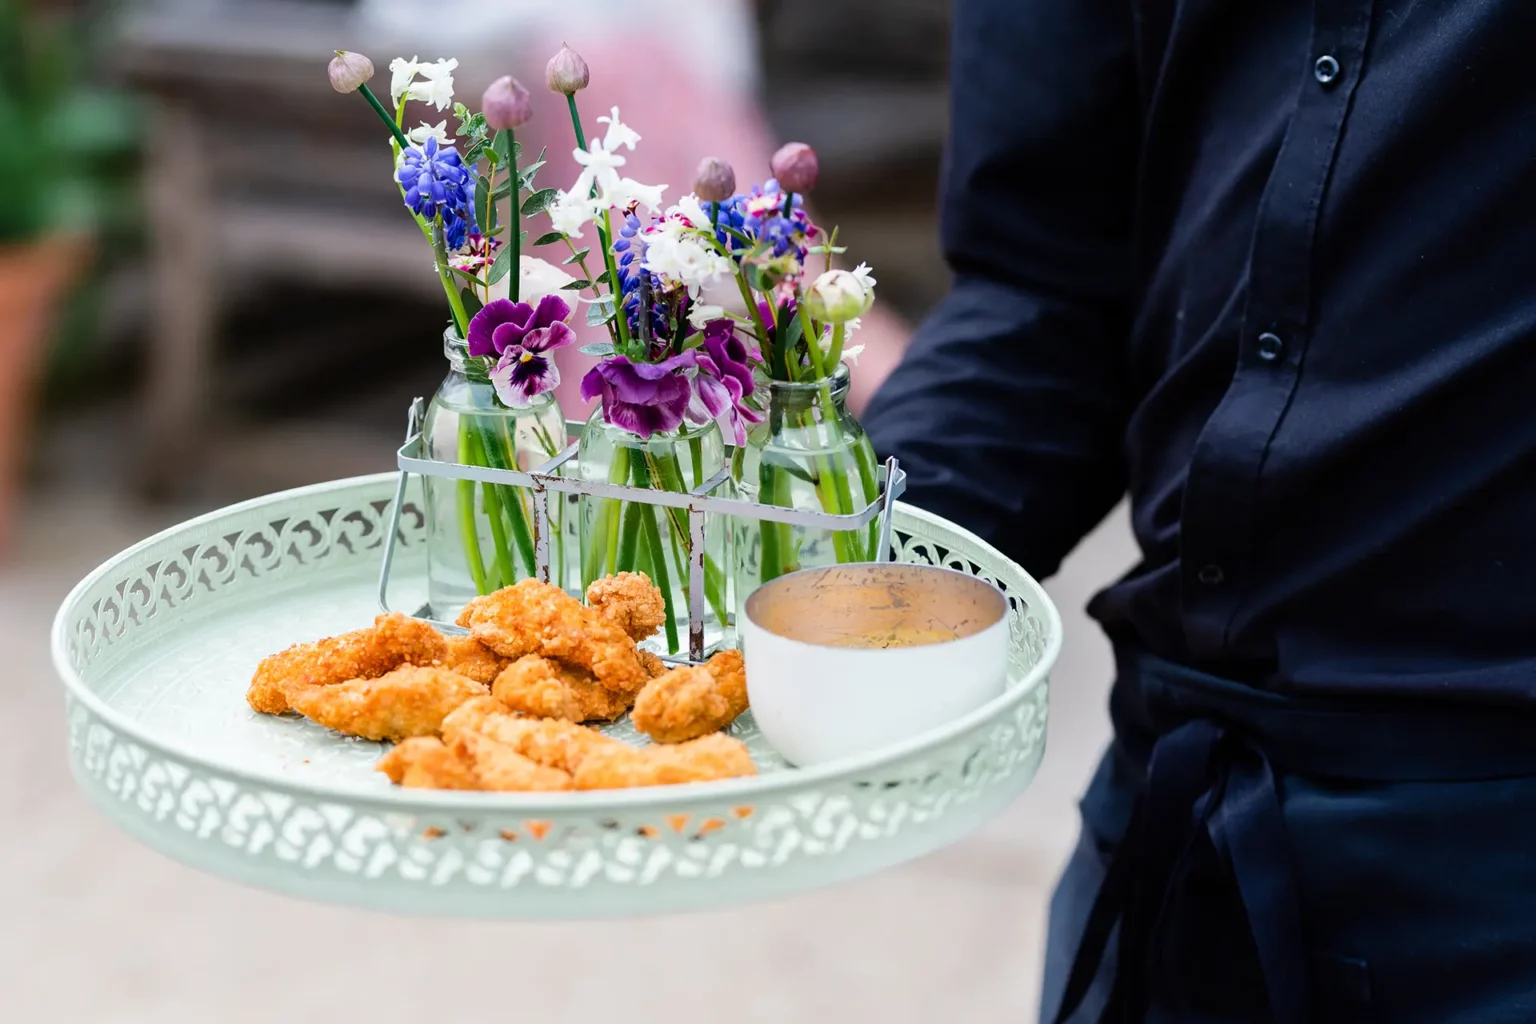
[[474, 175, 491, 222], [562, 247, 590, 265], [450, 267, 484, 289], [453, 102, 473, 133], [460, 287, 484, 320], [492, 130, 521, 167], [594, 269, 614, 288], [462, 354, 494, 385], [463, 141, 487, 166], [520, 188, 559, 216], [532, 231, 565, 247], [579, 342, 616, 357], [781, 308, 805, 350], [586, 299, 616, 327], [492, 178, 515, 200], [743, 261, 771, 292], [561, 279, 592, 290], [721, 225, 754, 247], [518, 148, 548, 189], [487, 245, 514, 285]]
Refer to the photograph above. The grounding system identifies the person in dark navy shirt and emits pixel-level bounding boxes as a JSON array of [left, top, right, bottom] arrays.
[[864, 2, 1536, 1020]]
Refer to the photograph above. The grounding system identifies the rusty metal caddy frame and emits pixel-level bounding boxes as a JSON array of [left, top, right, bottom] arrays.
[[377, 398, 907, 662]]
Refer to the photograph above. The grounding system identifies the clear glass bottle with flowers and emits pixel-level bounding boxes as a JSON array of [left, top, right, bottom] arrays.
[[328, 51, 577, 617], [524, 61, 882, 650]]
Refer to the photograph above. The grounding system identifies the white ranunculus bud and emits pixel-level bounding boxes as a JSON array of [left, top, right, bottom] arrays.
[[488, 256, 578, 307], [803, 269, 874, 324]]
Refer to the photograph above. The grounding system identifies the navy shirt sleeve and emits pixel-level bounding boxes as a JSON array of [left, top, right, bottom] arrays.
[[862, 0, 1139, 580]]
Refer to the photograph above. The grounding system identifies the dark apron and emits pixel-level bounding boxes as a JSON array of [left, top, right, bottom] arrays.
[[1050, 648, 1536, 1023]]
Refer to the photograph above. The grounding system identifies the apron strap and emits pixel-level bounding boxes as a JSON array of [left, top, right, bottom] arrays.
[[1051, 719, 1311, 1024]]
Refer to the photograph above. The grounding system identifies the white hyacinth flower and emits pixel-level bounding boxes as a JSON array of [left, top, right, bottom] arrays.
[[407, 72, 456, 111], [570, 139, 627, 204], [642, 224, 734, 298], [608, 176, 667, 214], [547, 190, 602, 239], [388, 55, 424, 105], [418, 58, 458, 81], [596, 106, 641, 152], [407, 120, 450, 145]]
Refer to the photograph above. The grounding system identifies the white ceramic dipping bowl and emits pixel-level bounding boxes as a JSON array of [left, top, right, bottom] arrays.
[[740, 562, 1011, 766]]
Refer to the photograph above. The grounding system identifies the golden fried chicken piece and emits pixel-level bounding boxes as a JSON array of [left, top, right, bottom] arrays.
[[491, 654, 634, 722], [377, 737, 479, 790], [437, 634, 508, 684], [437, 694, 504, 741], [585, 571, 667, 642], [457, 579, 647, 695], [636, 649, 667, 679], [453, 731, 574, 791], [375, 734, 573, 791], [632, 649, 751, 744], [573, 733, 756, 790], [247, 612, 446, 715], [287, 666, 486, 742], [441, 696, 623, 774]]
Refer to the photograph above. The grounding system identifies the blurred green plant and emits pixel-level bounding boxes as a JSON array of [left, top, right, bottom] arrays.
[[0, 0, 142, 387]]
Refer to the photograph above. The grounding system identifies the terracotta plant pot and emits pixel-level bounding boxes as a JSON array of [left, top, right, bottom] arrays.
[[0, 235, 81, 553]]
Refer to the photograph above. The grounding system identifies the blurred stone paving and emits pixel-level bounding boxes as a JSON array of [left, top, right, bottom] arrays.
[[1, 459, 1134, 1023]]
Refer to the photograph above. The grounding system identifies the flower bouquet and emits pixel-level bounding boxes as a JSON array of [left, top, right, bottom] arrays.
[[330, 43, 881, 653], [329, 49, 581, 616]]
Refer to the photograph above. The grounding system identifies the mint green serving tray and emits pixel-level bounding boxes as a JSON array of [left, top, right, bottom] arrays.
[[51, 474, 1058, 918]]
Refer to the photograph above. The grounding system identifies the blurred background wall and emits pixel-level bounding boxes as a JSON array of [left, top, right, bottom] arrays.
[[4, 2, 1136, 1021], [20, 0, 949, 520]]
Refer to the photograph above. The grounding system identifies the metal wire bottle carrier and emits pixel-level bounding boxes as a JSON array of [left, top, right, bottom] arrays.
[[378, 398, 907, 662]]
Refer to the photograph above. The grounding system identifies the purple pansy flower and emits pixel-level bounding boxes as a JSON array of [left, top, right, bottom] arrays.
[[467, 296, 575, 407], [690, 321, 763, 445], [466, 294, 573, 357], [581, 353, 697, 439]]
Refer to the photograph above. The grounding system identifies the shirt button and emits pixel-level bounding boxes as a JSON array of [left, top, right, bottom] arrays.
[[1197, 563, 1226, 586], [1257, 332, 1285, 362], [1314, 54, 1340, 86]]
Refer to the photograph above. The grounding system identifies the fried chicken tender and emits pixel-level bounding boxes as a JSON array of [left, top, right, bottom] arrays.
[[453, 731, 575, 791], [441, 696, 623, 774], [573, 733, 756, 790], [457, 579, 647, 695], [438, 634, 509, 684], [585, 571, 667, 642], [377, 737, 479, 790], [247, 611, 446, 715], [636, 649, 667, 679], [375, 734, 572, 791], [491, 655, 633, 722], [287, 666, 486, 741], [632, 649, 751, 743]]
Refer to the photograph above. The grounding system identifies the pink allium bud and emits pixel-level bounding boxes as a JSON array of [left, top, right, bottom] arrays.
[[482, 76, 533, 131], [546, 44, 591, 96], [693, 157, 737, 203], [328, 50, 375, 94], [771, 142, 819, 194]]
